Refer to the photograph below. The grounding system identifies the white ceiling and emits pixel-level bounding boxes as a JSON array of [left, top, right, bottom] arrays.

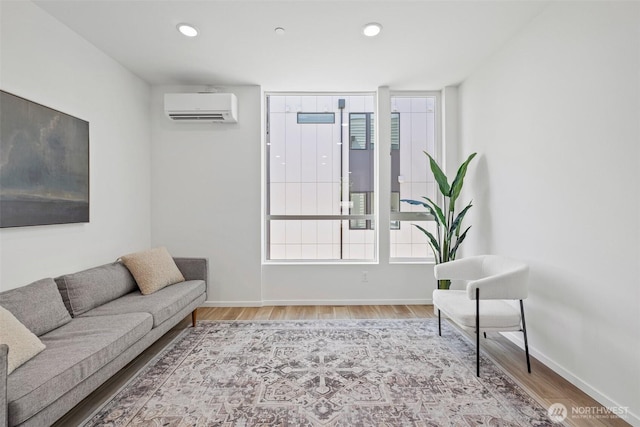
[[34, 0, 549, 91]]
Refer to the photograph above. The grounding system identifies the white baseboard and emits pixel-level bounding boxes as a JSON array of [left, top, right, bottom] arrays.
[[501, 332, 639, 426], [201, 300, 263, 307], [263, 298, 432, 306], [202, 298, 432, 307]]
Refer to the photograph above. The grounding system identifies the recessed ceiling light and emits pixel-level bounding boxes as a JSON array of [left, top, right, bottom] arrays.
[[362, 22, 382, 37], [177, 23, 199, 37], [274, 27, 286, 35]]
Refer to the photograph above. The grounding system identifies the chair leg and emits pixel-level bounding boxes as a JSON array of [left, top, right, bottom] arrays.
[[520, 300, 531, 373], [476, 288, 480, 377], [192, 308, 198, 327], [438, 307, 441, 336]]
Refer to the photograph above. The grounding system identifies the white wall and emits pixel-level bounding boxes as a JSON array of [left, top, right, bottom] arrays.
[[262, 262, 432, 306], [0, 1, 152, 291], [459, 1, 640, 422], [150, 85, 263, 304]]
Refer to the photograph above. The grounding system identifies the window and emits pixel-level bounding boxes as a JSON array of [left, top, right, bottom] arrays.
[[297, 112, 335, 124], [391, 112, 400, 150], [349, 192, 372, 230], [390, 95, 440, 260], [349, 113, 370, 150], [266, 94, 376, 261], [390, 191, 400, 230], [265, 93, 441, 262]]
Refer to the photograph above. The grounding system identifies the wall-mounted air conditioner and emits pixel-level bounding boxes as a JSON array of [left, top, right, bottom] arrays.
[[164, 92, 238, 123]]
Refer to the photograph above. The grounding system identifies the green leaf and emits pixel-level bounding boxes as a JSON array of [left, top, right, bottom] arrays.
[[400, 199, 429, 209], [404, 152, 477, 263], [413, 224, 441, 263], [401, 197, 445, 228], [425, 152, 450, 196], [449, 226, 471, 260], [448, 202, 472, 240], [449, 152, 477, 210], [421, 196, 446, 226]]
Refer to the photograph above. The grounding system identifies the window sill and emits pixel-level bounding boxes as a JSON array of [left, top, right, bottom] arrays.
[[389, 257, 435, 265]]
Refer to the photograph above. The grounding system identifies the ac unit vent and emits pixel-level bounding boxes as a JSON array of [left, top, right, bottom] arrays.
[[164, 93, 238, 123], [168, 113, 227, 121]]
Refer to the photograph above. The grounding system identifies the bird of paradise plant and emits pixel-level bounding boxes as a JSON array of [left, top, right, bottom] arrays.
[[401, 152, 477, 289]]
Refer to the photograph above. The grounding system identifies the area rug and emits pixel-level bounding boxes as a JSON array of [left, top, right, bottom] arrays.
[[83, 319, 555, 426]]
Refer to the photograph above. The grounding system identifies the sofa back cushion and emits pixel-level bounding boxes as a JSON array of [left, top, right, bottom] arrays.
[[0, 278, 72, 336], [55, 262, 138, 317]]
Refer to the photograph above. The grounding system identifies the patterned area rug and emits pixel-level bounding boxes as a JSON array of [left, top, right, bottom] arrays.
[[84, 319, 554, 426]]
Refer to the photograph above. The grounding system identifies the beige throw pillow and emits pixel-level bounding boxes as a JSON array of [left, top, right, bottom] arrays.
[[0, 306, 46, 374], [120, 247, 185, 295]]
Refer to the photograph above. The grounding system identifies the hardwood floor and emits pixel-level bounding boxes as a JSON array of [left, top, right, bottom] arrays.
[[55, 305, 630, 426]]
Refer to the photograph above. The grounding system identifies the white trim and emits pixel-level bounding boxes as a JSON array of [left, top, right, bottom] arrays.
[[265, 298, 432, 306], [202, 298, 432, 307], [377, 86, 390, 269], [264, 260, 379, 266], [500, 332, 640, 426], [389, 257, 436, 265], [201, 300, 264, 308]]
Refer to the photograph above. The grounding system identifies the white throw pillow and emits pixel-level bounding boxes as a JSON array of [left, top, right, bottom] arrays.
[[120, 247, 185, 295], [0, 306, 46, 374]]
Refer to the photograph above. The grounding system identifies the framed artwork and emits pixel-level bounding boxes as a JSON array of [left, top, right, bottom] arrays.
[[0, 90, 89, 228]]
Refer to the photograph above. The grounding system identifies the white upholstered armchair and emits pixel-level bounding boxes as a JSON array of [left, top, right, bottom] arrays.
[[433, 255, 531, 377]]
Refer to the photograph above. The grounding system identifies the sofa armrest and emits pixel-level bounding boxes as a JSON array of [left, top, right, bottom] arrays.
[[174, 257, 208, 283], [1, 344, 8, 427]]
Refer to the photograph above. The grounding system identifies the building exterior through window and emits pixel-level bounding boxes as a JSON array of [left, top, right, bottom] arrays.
[[389, 94, 439, 260], [265, 93, 439, 262]]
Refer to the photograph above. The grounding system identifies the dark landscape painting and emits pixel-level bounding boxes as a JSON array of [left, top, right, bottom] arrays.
[[0, 91, 89, 228]]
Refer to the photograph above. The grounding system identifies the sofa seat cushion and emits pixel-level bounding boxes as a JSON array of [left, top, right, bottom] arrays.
[[80, 280, 205, 328], [433, 289, 522, 332], [7, 313, 152, 426]]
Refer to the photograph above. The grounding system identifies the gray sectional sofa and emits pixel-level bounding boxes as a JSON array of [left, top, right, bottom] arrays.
[[0, 257, 207, 427]]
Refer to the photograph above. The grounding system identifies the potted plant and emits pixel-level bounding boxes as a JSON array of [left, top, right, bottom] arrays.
[[401, 152, 477, 289]]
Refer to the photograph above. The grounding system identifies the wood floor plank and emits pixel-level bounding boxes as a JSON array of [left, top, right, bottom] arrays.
[[268, 305, 287, 320], [316, 305, 335, 319], [391, 304, 414, 317], [407, 304, 435, 318], [333, 306, 350, 319], [376, 305, 399, 318], [235, 307, 260, 320], [252, 306, 274, 320], [299, 305, 318, 320]]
